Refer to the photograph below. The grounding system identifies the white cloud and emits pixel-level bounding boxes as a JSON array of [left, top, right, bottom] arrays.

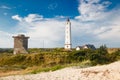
[[55, 15, 66, 19], [12, 15, 22, 22], [12, 14, 44, 23], [0, 5, 11, 9], [24, 14, 43, 23], [11, 8, 120, 48], [74, 0, 120, 47], [75, 0, 111, 21], [0, 31, 13, 48], [2, 0, 119, 48], [48, 3, 58, 10], [11, 14, 65, 48]]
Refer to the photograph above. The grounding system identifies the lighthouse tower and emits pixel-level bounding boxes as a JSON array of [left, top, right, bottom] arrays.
[[64, 18, 72, 50]]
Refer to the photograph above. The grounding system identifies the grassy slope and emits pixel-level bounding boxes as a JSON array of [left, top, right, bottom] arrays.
[[0, 48, 120, 77]]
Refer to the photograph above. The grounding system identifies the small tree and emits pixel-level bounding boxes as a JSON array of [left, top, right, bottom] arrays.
[[97, 45, 108, 55], [90, 45, 109, 65]]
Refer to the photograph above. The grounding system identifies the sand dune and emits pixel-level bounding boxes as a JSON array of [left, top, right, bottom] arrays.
[[0, 61, 120, 80]]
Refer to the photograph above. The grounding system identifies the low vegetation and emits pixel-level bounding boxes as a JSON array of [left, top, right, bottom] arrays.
[[0, 45, 120, 76]]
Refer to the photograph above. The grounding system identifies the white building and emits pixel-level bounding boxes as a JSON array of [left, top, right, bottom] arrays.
[[76, 44, 96, 51], [76, 46, 82, 51], [64, 18, 72, 50]]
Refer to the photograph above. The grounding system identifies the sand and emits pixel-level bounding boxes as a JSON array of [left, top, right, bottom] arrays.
[[0, 61, 120, 80]]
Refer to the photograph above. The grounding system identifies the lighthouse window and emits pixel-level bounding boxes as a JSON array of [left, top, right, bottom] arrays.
[[67, 46, 68, 48]]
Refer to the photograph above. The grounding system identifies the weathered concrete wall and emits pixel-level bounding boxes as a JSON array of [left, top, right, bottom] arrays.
[[13, 34, 29, 54]]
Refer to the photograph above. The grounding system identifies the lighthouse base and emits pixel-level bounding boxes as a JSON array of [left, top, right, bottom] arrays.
[[64, 44, 72, 51]]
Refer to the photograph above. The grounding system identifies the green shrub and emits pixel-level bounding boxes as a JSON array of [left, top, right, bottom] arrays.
[[96, 45, 108, 55], [0, 47, 120, 73], [31, 65, 64, 74]]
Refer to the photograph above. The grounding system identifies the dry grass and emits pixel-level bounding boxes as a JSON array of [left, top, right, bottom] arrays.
[[1, 61, 120, 80], [107, 48, 120, 54], [0, 70, 22, 77]]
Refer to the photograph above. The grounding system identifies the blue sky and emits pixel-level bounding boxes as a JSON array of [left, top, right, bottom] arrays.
[[0, 0, 120, 48], [0, 0, 79, 17]]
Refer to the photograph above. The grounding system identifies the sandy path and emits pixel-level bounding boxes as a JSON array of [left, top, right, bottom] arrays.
[[0, 61, 120, 80]]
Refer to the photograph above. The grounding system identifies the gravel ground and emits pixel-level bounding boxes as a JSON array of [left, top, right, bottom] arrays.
[[0, 61, 120, 80]]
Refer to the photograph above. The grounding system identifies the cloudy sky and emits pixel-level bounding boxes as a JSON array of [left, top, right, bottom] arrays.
[[0, 0, 120, 48]]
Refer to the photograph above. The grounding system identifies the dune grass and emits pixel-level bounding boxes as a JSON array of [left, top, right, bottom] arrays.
[[0, 47, 120, 76]]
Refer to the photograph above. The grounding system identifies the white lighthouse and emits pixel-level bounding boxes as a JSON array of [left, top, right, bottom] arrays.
[[64, 18, 72, 50]]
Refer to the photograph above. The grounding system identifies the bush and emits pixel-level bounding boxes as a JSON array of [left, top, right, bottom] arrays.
[[89, 45, 107, 65], [0, 54, 26, 66], [31, 65, 64, 74], [89, 45, 120, 65], [111, 50, 120, 60], [0, 47, 120, 74], [96, 45, 108, 55]]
